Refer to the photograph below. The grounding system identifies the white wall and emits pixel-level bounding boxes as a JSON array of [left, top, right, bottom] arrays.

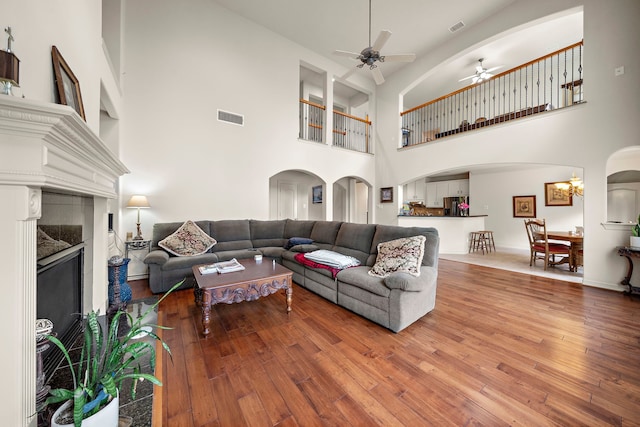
[[376, 0, 640, 291], [3, 0, 108, 131], [119, 0, 376, 238]]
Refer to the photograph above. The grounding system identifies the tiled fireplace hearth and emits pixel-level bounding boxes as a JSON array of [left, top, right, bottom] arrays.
[[0, 96, 128, 426]]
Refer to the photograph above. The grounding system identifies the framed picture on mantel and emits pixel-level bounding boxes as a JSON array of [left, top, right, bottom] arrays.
[[51, 45, 86, 121]]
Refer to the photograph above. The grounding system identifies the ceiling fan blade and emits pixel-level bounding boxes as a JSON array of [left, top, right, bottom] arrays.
[[484, 65, 503, 73], [458, 74, 477, 82], [372, 30, 392, 51], [383, 53, 416, 63], [371, 67, 385, 85], [333, 50, 361, 59]]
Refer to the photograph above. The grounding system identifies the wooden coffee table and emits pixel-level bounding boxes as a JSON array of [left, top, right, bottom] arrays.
[[192, 259, 292, 336]]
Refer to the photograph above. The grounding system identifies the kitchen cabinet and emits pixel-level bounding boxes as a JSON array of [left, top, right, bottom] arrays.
[[425, 182, 448, 207], [425, 183, 437, 206], [448, 179, 469, 197], [425, 179, 469, 207], [404, 179, 425, 202]]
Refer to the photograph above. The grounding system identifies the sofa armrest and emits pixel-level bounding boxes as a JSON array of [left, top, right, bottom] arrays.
[[384, 266, 437, 291], [144, 249, 170, 265]]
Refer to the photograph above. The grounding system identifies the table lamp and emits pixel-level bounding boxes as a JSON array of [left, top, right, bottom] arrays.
[[126, 195, 150, 240]]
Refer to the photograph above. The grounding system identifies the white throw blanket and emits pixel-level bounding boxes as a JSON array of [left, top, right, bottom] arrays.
[[304, 249, 361, 269]]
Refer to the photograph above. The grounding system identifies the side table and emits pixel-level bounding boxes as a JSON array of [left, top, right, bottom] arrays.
[[124, 239, 152, 280], [616, 246, 640, 295]]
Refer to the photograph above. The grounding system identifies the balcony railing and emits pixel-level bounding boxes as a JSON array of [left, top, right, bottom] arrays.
[[299, 99, 372, 154], [333, 110, 372, 153], [299, 99, 325, 143], [400, 41, 584, 147]]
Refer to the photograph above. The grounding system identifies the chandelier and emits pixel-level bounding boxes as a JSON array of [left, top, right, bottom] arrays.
[[556, 172, 584, 197]]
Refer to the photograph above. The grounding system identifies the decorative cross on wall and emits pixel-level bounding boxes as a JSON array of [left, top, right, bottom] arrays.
[[5, 27, 14, 52]]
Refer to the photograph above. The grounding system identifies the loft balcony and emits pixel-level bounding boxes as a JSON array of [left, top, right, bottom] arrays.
[[299, 99, 372, 154], [400, 41, 584, 147]]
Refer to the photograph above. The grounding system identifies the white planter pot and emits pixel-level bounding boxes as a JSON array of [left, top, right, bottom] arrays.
[[51, 393, 119, 427], [631, 236, 640, 248]]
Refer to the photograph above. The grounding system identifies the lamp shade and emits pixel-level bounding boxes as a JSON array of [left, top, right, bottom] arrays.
[[126, 195, 150, 209], [0, 50, 20, 86]]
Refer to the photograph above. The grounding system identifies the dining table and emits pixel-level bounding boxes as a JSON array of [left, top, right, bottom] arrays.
[[545, 230, 583, 272]]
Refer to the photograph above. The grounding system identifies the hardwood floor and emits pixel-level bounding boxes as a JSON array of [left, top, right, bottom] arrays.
[[131, 259, 640, 426]]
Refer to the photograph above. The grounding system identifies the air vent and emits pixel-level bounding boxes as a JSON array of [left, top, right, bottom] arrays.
[[217, 109, 244, 126], [449, 21, 465, 33]]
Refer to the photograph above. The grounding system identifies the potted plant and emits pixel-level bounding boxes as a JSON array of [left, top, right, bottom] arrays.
[[45, 280, 183, 427], [631, 213, 640, 247]]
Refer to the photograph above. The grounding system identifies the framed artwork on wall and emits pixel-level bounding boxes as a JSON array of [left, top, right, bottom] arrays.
[[51, 45, 86, 121], [312, 185, 323, 204], [380, 187, 393, 203], [544, 182, 573, 206], [513, 195, 536, 218]]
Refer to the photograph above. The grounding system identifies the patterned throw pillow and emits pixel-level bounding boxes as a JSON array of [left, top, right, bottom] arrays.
[[158, 220, 217, 256], [368, 235, 426, 278]]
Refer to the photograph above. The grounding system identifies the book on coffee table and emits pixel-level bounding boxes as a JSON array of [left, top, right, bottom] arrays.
[[199, 258, 245, 275]]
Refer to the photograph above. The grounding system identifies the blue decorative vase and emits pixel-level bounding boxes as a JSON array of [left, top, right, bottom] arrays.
[[108, 258, 132, 311]]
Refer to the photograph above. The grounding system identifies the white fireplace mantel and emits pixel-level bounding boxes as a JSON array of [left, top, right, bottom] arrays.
[[0, 95, 129, 426], [0, 95, 129, 196]]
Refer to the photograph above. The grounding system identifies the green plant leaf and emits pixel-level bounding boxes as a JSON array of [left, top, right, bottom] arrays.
[[43, 279, 183, 423]]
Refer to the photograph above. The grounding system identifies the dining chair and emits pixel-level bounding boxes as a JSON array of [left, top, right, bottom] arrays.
[[524, 218, 571, 270]]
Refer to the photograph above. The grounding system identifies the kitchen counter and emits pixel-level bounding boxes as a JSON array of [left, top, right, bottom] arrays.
[[398, 215, 488, 254]]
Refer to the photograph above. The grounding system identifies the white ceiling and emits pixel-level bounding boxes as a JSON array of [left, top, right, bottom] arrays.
[[213, 0, 583, 106]]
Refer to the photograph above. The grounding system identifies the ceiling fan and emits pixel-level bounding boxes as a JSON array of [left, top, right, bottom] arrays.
[[333, 0, 416, 85], [459, 58, 503, 84]]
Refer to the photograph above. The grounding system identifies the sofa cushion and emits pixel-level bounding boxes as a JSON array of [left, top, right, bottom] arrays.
[[250, 220, 287, 248], [369, 235, 426, 278], [333, 223, 377, 265], [158, 220, 217, 256], [214, 248, 262, 262], [310, 221, 342, 248], [210, 220, 253, 252], [257, 246, 288, 259], [160, 253, 218, 271], [284, 219, 316, 239]]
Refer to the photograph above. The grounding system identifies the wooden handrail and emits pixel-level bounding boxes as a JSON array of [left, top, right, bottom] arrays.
[[401, 40, 583, 116], [334, 109, 372, 125], [299, 99, 326, 110]]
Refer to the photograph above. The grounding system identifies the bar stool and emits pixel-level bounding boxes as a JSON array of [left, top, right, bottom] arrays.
[[469, 231, 488, 254], [478, 230, 496, 253], [469, 231, 496, 254]]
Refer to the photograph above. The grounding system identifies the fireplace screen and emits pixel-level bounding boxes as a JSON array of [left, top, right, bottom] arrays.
[[37, 245, 84, 380]]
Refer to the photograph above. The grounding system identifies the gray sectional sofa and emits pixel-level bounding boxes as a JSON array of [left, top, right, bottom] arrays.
[[144, 219, 439, 332]]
